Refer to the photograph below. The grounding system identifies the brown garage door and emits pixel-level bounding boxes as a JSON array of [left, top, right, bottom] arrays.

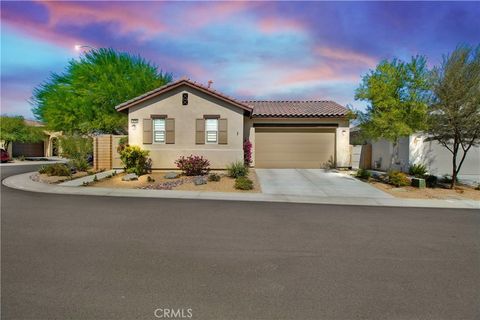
[[255, 128, 335, 168], [12, 142, 44, 157]]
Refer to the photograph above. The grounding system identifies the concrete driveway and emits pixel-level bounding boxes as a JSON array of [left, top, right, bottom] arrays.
[[256, 169, 393, 198]]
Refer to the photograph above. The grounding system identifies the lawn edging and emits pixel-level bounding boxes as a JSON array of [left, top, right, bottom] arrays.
[[2, 171, 479, 209]]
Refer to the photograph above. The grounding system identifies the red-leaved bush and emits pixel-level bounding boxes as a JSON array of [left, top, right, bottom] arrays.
[[243, 139, 252, 167], [175, 155, 210, 176]]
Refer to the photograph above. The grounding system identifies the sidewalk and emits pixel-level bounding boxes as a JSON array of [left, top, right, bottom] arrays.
[[3, 171, 479, 209]]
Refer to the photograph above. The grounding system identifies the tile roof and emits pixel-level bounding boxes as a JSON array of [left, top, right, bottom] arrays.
[[245, 100, 348, 118], [115, 78, 348, 118], [115, 78, 252, 112]]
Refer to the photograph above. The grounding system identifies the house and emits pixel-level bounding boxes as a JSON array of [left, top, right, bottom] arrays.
[[350, 129, 480, 184], [116, 78, 350, 169], [2, 119, 62, 158]]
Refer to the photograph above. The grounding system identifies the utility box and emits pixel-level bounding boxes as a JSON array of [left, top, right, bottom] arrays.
[[411, 178, 426, 188]]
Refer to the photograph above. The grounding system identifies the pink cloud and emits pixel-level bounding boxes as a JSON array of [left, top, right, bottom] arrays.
[[315, 46, 377, 67], [40, 1, 167, 38], [181, 1, 252, 29], [258, 17, 305, 34]]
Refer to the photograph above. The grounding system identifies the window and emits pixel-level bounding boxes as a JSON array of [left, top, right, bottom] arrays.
[[153, 118, 166, 143], [205, 118, 218, 143]]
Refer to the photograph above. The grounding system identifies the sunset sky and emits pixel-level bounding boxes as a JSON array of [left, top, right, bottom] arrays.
[[1, 1, 479, 119]]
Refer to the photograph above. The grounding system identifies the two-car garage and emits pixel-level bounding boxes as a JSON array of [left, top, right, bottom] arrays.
[[254, 127, 336, 169]]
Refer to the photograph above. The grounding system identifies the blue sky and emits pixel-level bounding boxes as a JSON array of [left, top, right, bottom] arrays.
[[1, 1, 479, 119]]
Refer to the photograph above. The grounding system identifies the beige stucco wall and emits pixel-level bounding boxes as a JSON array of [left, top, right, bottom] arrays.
[[128, 85, 245, 169], [244, 117, 350, 167]]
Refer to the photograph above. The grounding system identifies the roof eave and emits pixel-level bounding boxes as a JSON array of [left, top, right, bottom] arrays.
[[115, 79, 252, 113]]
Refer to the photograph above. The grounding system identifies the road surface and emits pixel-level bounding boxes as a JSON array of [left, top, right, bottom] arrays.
[[1, 165, 479, 319]]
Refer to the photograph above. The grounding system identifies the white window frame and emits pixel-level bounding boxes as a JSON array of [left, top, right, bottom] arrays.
[[153, 118, 166, 144], [205, 118, 218, 144]]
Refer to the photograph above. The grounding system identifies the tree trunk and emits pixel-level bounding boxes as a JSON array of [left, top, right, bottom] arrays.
[[450, 137, 460, 189], [451, 153, 457, 189]]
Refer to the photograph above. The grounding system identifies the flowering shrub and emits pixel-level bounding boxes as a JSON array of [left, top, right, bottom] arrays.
[[243, 139, 252, 166], [387, 170, 410, 187], [175, 155, 210, 176], [119, 145, 151, 176]]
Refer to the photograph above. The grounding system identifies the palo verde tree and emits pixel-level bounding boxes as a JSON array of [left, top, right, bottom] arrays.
[[0, 116, 45, 150], [355, 56, 431, 167], [32, 48, 172, 134], [427, 45, 480, 188]]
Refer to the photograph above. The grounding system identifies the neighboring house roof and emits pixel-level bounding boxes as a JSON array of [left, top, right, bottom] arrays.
[[24, 119, 44, 127], [245, 100, 349, 118], [115, 78, 253, 113]]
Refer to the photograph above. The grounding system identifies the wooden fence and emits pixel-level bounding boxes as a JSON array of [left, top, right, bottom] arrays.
[[350, 144, 372, 169], [93, 135, 126, 171]]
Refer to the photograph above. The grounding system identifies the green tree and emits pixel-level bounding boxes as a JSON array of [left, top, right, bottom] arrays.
[[0, 116, 45, 150], [355, 56, 431, 169], [427, 45, 480, 188], [32, 48, 172, 134], [355, 56, 431, 143]]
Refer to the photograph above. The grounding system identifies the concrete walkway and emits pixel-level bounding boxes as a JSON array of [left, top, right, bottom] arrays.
[[59, 170, 122, 186], [256, 169, 392, 198], [2, 171, 479, 209]]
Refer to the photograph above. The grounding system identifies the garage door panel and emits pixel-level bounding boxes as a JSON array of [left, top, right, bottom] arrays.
[[12, 142, 45, 157], [255, 129, 335, 168]]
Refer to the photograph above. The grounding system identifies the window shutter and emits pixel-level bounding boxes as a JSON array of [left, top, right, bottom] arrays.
[[165, 118, 175, 144], [196, 119, 205, 144], [143, 119, 152, 144], [219, 118, 228, 144]]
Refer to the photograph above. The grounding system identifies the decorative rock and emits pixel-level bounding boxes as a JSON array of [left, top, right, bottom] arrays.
[[164, 172, 180, 179], [193, 176, 207, 185], [122, 173, 138, 181]]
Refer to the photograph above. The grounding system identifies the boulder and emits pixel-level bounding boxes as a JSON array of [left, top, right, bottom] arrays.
[[164, 172, 180, 179], [122, 173, 138, 181], [193, 176, 207, 185]]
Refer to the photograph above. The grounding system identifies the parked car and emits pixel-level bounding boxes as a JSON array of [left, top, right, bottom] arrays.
[[1, 149, 11, 163]]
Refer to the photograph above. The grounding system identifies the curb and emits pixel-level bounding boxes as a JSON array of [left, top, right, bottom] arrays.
[[3, 171, 480, 209]]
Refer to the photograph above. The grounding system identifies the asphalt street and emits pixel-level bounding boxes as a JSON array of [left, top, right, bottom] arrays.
[[1, 164, 479, 320]]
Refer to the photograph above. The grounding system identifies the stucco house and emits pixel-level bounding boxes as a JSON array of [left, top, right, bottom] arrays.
[[116, 78, 350, 169], [1, 119, 62, 158], [350, 127, 480, 185]]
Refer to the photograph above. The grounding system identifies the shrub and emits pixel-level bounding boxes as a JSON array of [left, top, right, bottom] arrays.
[[425, 174, 438, 188], [441, 174, 453, 183], [356, 168, 371, 180], [60, 135, 92, 171], [208, 173, 221, 182], [409, 163, 428, 177], [68, 158, 89, 172], [387, 170, 410, 187], [119, 145, 151, 176], [39, 163, 71, 176], [117, 136, 129, 153], [175, 155, 210, 176], [243, 139, 252, 167], [226, 161, 248, 178], [234, 176, 253, 190]]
